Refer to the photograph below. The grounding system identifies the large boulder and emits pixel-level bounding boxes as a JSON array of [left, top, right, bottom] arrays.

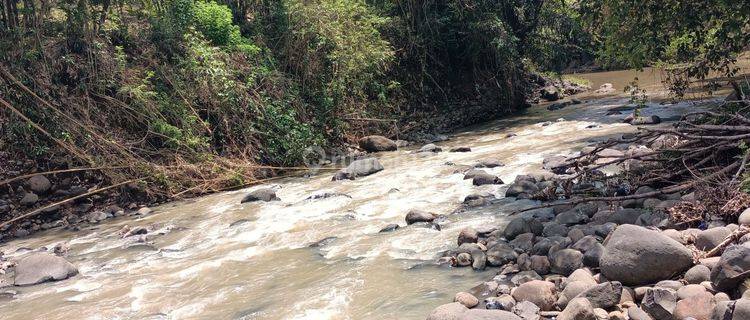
[[600, 224, 694, 286], [332, 158, 384, 181], [358, 135, 397, 152], [240, 188, 280, 203], [13, 252, 78, 286], [711, 242, 750, 291], [511, 280, 556, 311]]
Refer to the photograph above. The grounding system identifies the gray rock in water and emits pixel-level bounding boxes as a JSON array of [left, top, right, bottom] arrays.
[[473, 173, 504, 186], [379, 224, 400, 233], [405, 209, 437, 225], [600, 224, 693, 286], [458, 227, 479, 246], [240, 188, 280, 203], [305, 192, 351, 200], [464, 169, 488, 180], [27, 175, 52, 193], [13, 252, 78, 286], [418, 143, 442, 153], [308, 236, 337, 248], [475, 159, 505, 168], [358, 135, 397, 152], [332, 158, 384, 181], [450, 147, 472, 153], [641, 287, 677, 319], [711, 241, 750, 291]]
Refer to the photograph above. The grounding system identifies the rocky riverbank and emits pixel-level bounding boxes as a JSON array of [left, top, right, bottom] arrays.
[[416, 107, 750, 319]]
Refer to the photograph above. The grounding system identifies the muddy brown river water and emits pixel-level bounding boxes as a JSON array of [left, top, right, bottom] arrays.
[[0, 65, 746, 319]]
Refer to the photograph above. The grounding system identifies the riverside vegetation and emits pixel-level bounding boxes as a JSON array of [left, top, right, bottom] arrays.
[[1, 0, 750, 319]]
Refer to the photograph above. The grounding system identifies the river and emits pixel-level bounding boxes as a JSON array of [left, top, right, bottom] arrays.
[[0, 66, 744, 319]]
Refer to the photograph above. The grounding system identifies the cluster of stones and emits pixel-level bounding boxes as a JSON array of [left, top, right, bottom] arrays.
[[428, 167, 750, 320], [1, 173, 153, 240]]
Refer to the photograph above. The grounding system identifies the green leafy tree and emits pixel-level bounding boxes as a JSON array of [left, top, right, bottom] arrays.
[[582, 0, 750, 93]]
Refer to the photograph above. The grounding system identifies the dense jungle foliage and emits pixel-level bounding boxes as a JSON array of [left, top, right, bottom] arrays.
[[0, 0, 747, 198]]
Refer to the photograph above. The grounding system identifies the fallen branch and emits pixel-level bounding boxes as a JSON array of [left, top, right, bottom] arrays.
[[512, 161, 740, 215], [702, 226, 750, 259]]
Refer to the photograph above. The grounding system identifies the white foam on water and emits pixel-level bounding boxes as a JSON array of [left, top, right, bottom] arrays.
[[289, 278, 361, 320]]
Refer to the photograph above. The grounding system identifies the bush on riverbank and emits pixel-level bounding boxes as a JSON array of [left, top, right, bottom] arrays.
[[2, 0, 571, 231]]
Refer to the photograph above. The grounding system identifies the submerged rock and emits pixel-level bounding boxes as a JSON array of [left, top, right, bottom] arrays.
[[450, 147, 472, 153], [240, 188, 280, 203], [332, 158, 384, 181], [379, 224, 400, 233], [13, 252, 78, 286], [418, 144, 442, 153]]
